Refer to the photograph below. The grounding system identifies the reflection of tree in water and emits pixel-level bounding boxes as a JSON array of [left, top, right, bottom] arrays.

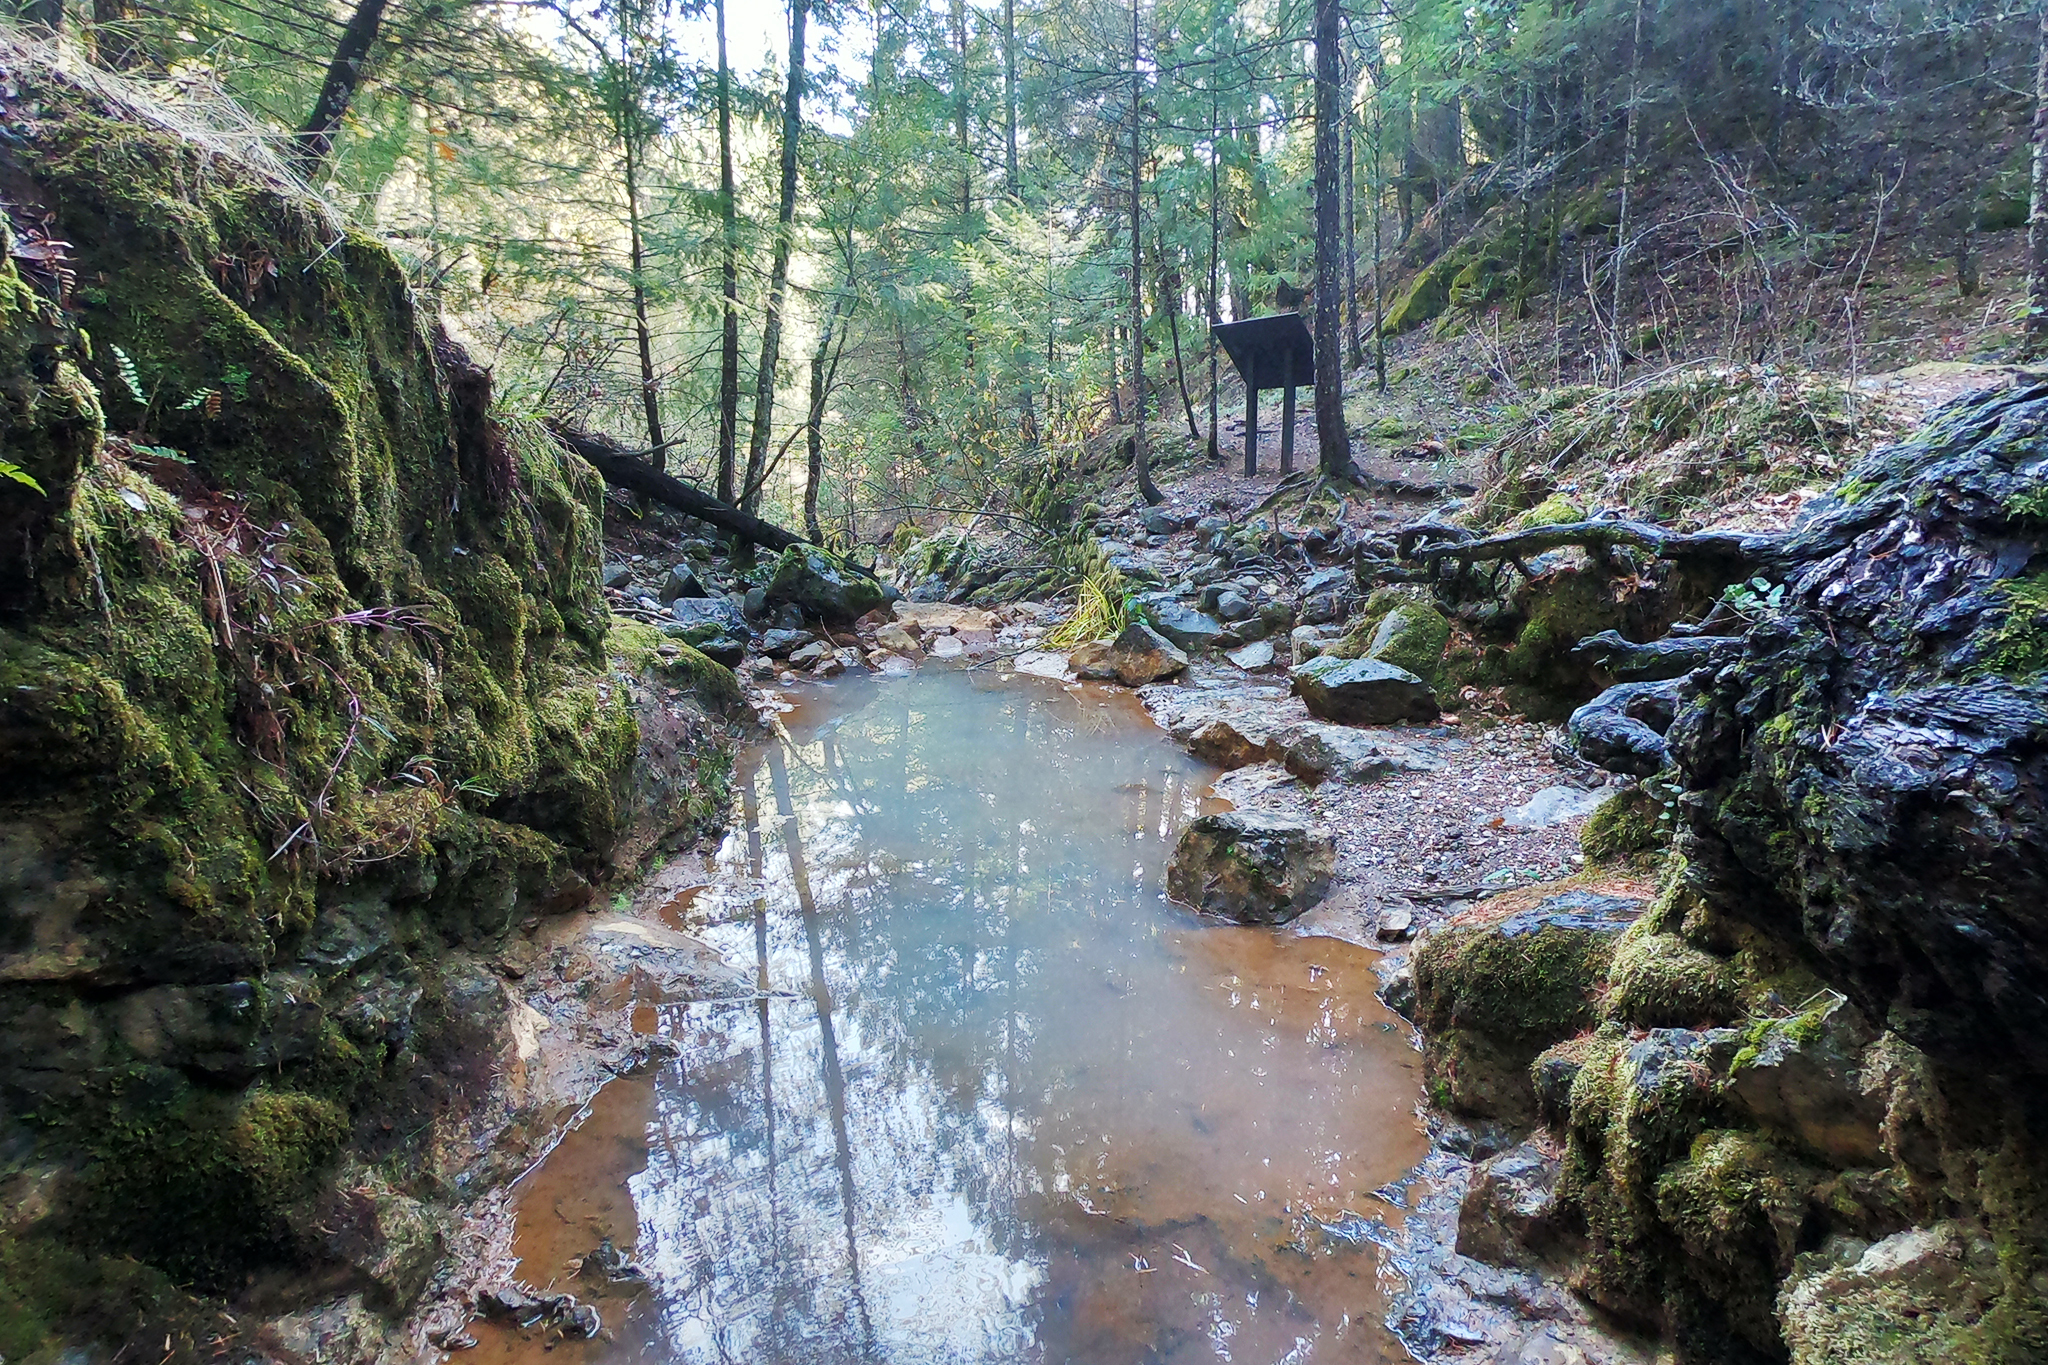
[[633, 674, 1398, 1364]]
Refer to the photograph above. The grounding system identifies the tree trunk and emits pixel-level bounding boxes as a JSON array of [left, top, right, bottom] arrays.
[[2027, 0, 2048, 355], [549, 424, 809, 551], [293, 0, 389, 176], [1162, 260, 1200, 441], [1130, 0, 1162, 505], [1208, 81, 1221, 460], [623, 134, 668, 468], [1610, 0, 1647, 383], [743, 0, 810, 514], [1002, 0, 1020, 196], [1311, 0, 1349, 477], [1343, 41, 1362, 369], [716, 0, 741, 504]]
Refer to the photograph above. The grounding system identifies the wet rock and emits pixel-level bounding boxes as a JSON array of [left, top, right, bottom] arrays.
[[758, 628, 817, 659], [1167, 810, 1335, 924], [601, 562, 633, 589], [744, 584, 769, 619], [1725, 997, 1888, 1167], [658, 564, 704, 602], [324, 1180, 449, 1307], [773, 602, 804, 630], [1500, 785, 1609, 829], [1291, 655, 1439, 726], [765, 545, 887, 622], [893, 601, 995, 633], [1276, 723, 1438, 785], [927, 634, 968, 661], [1214, 589, 1256, 621], [477, 1286, 546, 1325], [1149, 601, 1226, 652], [1077, 624, 1188, 686], [1567, 680, 1682, 777], [1187, 718, 1268, 769], [1413, 893, 1643, 1122], [1778, 1222, 2001, 1365], [787, 640, 831, 669], [670, 595, 749, 636], [1376, 955, 1417, 1019], [1459, 1141, 1564, 1269], [1227, 639, 1276, 670], [695, 636, 746, 667], [1378, 904, 1416, 941], [1298, 592, 1344, 625], [578, 1236, 650, 1293], [874, 623, 922, 657]]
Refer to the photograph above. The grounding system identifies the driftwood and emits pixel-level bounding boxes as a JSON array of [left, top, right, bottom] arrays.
[[547, 423, 810, 552]]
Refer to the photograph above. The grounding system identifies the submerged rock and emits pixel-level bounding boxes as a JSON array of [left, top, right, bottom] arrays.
[[1291, 655, 1439, 725], [1166, 810, 1335, 924]]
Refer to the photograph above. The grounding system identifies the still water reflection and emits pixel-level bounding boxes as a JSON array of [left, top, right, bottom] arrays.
[[488, 671, 1426, 1364]]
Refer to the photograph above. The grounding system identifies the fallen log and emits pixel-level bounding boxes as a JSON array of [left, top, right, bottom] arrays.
[[1396, 517, 1778, 575], [547, 422, 810, 552]]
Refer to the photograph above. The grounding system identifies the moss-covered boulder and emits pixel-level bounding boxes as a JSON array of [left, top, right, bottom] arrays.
[[1413, 891, 1642, 1122], [1603, 919, 1742, 1029], [766, 544, 888, 622]]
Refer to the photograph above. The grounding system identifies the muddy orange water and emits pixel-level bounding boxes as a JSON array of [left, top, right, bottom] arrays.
[[475, 671, 1427, 1364]]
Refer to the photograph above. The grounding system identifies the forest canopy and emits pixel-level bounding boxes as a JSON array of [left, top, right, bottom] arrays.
[[18, 0, 2048, 541]]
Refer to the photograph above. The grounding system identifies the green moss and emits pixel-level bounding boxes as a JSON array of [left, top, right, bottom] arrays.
[[1581, 783, 1674, 864], [1976, 572, 2048, 679], [1416, 915, 1620, 1044], [1605, 919, 1742, 1028], [1382, 252, 1467, 336], [1656, 1129, 1821, 1354], [1513, 494, 1586, 530], [66, 1079, 346, 1290]]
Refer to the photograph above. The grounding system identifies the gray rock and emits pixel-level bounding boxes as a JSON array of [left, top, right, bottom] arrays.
[[1290, 655, 1439, 725], [1167, 810, 1336, 924], [1227, 639, 1276, 670], [1276, 723, 1437, 784], [1142, 508, 1181, 536], [1149, 601, 1226, 652], [1301, 566, 1352, 598], [787, 640, 832, 668], [671, 595, 749, 635], [758, 628, 818, 659], [693, 635, 746, 666], [1458, 1142, 1564, 1269], [1298, 592, 1343, 625], [601, 562, 633, 589], [659, 564, 704, 602], [1500, 785, 1609, 828], [1290, 625, 1326, 665], [1214, 590, 1256, 622], [744, 585, 769, 619]]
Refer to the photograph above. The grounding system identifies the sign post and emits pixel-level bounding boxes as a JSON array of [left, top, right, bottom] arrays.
[[1210, 313, 1315, 477]]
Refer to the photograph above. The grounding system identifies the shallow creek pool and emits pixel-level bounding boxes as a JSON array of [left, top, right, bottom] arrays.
[[475, 670, 1428, 1364]]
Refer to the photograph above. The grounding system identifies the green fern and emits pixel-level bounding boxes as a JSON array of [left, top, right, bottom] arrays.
[[110, 344, 147, 403], [1, 459, 43, 493]]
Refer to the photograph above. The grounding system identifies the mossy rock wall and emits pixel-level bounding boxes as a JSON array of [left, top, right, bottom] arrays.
[[0, 52, 728, 1349]]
